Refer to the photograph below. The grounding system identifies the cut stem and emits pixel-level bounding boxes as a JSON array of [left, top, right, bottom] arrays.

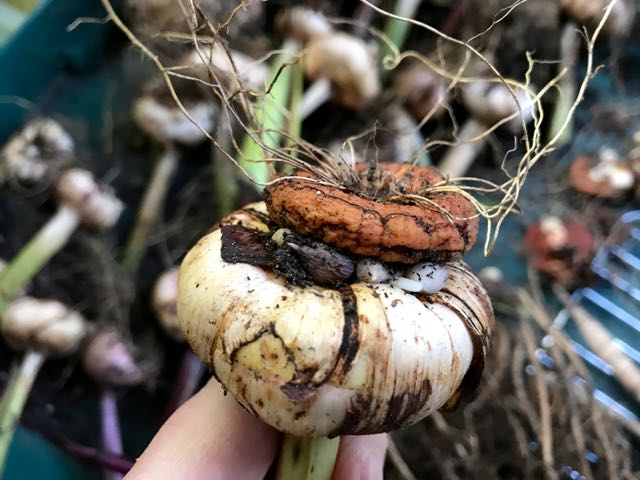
[[240, 39, 298, 190], [120, 146, 179, 273], [437, 119, 486, 178], [0, 206, 80, 313], [275, 435, 340, 480], [0, 350, 45, 475], [100, 389, 124, 480]]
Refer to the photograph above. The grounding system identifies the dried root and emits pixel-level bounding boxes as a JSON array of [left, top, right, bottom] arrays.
[[98, 0, 618, 259]]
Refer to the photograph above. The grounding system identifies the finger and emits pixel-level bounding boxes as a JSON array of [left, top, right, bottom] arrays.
[[332, 433, 388, 480], [125, 379, 280, 480]]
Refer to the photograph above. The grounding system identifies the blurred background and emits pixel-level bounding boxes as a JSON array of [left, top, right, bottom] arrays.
[[0, 1, 639, 478]]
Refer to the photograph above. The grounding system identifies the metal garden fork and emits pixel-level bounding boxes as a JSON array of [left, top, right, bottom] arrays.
[[553, 210, 640, 427]]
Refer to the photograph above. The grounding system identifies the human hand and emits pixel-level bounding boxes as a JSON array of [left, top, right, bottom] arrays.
[[125, 379, 387, 479]]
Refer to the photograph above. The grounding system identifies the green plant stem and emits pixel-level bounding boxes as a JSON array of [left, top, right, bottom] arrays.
[[213, 123, 239, 217], [0, 205, 80, 313], [0, 350, 45, 476], [276, 435, 340, 480], [548, 24, 579, 146], [120, 146, 178, 273], [287, 62, 304, 149], [381, 0, 423, 74], [278, 62, 305, 176], [240, 39, 298, 190]]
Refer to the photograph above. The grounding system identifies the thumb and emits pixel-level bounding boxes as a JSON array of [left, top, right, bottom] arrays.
[[125, 379, 280, 480]]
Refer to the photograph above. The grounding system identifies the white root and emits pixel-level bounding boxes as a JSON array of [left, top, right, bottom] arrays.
[[178, 203, 493, 437], [388, 276, 423, 292]]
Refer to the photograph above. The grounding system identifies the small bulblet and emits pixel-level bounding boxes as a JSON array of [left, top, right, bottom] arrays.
[[81, 329, 145, 388], [305, 33, 380, 110], [133, 93, 217, 146], [178, 203, 494, 437], [54, 169, 123, 229], [0, 118, 74, 186], [1, 297, 86, 356], [276, 6, 333, 44], [152, 267, 183, 342], [285, 241, 355, 286]]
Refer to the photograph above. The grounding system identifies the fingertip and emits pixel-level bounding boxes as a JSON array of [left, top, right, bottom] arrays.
[[332, 433, 388, 480]]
